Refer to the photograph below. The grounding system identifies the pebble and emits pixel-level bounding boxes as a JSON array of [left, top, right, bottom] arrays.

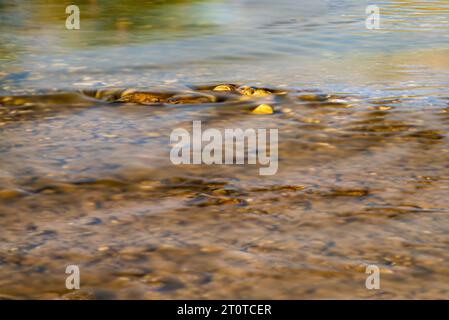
[[252, 89, 271, 96], [252, 104, 274, 115], [213, 85, 233, 91]]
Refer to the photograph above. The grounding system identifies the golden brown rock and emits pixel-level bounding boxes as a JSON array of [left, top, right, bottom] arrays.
[[252, 104, 274, 114]]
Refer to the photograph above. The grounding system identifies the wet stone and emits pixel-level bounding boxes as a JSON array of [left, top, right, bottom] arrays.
[[297, 94, 329, 102], [166, 93, 216, 105], [213, 84, 236, 92], [118, 91, 171, 104], [252, 104, 274, 114], [238, 86, 272, 96]]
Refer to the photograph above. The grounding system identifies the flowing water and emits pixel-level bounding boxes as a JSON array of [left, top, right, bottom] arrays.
[[1, 0, 449, 299]]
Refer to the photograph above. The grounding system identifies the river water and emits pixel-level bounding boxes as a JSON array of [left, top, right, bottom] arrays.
[[1, 0, 449, 299]]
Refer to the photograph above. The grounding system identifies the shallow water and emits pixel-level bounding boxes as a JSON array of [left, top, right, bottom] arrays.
[[1, 0, 449, 299]]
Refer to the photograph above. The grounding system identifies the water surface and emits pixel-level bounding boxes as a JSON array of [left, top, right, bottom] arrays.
[[1, 0, 449, 299]]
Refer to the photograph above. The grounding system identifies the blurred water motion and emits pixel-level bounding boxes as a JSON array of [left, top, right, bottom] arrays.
[[1, 0, 449, 299]]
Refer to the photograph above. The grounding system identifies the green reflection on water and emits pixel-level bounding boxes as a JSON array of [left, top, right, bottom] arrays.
[[1, 0, 225, 49]]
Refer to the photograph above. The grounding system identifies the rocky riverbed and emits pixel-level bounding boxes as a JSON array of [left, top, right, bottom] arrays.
[[1, 83, 449, 299]]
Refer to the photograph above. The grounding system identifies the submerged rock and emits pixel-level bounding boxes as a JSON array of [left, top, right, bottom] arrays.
[[252, 104, 274, 114], [213, 84, 236, 92], [166, 92, 217, 105], [297, 94, 330, 102], [238, 86, 272, 97], [118, 91, 171, 104]]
